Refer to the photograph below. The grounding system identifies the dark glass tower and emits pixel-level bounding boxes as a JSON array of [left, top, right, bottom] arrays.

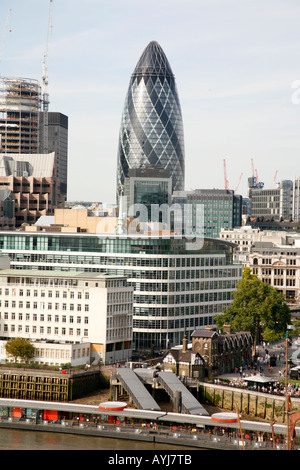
[[117, 41, 185, 196]]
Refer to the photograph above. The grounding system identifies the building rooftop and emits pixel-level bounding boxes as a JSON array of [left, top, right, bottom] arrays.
[[0, 153, 55, 178], [0, 269, 127, 280]]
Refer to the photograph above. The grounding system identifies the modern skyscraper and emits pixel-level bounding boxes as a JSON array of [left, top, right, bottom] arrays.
[[117, 41, 185, 197], [40, 112, 68, 197]]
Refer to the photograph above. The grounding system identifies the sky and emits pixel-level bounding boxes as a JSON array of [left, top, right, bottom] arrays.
[[1, 0, 300, 203]]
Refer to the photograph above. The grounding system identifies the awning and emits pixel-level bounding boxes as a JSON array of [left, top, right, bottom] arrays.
[[244, 375, 275, 384]]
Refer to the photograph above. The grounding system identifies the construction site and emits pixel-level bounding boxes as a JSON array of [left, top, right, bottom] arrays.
[[0, 77, 41, 154]]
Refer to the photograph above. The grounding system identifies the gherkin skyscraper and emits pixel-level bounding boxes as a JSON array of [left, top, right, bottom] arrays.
[[117, 41, 185, 195]]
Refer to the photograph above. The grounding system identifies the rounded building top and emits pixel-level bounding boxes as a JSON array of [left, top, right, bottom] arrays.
[[132, 41, 174, 78]]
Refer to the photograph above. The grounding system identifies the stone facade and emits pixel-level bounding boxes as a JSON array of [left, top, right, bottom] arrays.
[[163, 335, 205, 381], [192, 325, 253, 377], [163, 325, 253, 379]]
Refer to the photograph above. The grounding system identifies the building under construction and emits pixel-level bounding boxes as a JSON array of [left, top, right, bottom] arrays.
[[0, 77, 41, 154]]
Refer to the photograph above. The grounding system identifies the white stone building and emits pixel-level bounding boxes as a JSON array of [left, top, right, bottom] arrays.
[[220, 226, 300, 303], [0, 339, 90, 368], [0, 270, 133, 365]]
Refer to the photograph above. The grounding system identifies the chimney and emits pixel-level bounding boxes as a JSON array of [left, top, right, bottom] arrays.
[[223, 323, 231, 334], [182, 334, 187, 352]]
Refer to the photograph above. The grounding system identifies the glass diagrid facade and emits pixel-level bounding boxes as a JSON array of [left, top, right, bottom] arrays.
[[117, 41, 185, 196]]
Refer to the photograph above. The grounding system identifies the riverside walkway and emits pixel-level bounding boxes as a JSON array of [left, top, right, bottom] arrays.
[[0, 397, 298, 450]]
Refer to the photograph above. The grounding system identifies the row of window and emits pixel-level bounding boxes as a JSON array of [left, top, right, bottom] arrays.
[[2, 313, 89, 323], [260, 268, 296, 276], [106, 328, 131, 341], [134, 280, 237, 292], [133, 316, 213, 329], [8, 251, 229, 267], [1, 288, 89, 299], [34, 347, 90, 359], [1, 301, 89, 311], [134, 303, 228, 316], [2, 325, 88, 336], [134, 291, 233, 304], [255, 258, 298, 266]]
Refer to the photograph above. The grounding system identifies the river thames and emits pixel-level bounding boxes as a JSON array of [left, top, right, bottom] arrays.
[[0, 427, 196, 450]]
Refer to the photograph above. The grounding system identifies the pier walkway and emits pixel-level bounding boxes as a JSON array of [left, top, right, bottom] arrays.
[[113, 368, 161, 411], [113, 368, 209, 415], [157, 371, 209, 416]]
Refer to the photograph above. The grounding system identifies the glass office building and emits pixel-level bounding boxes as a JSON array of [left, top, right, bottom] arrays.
[[117, 41, 185, 196], [0, 231, 241, 351], [173, 189, 242, 238]]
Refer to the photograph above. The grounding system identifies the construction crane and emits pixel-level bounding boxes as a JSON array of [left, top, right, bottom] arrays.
[[249, 158, 264, 189], [272, 170, 278, 189], [42, 0, 54, 154], [251, 158, 255, 178], [234, 172, 243, 194], [0, 8, 12, 73], [223, 159, 229, 190]]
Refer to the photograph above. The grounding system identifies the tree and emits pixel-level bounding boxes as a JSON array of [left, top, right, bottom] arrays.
[[5, 338, 35, 363], [214, 268, 291, 358]]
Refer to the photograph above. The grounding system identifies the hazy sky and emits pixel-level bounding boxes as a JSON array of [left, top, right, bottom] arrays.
[[1, 0, 300, 203]]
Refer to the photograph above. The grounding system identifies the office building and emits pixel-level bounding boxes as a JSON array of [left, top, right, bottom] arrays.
[[292, 177, 300, 222], [173, 189, 242, 238], [0, 152, 65, 227], [249, 239, 300, 302], [219, 226, 293, 263], [39, 112, 68, 197], [124, 168, 172, 223], [0, 230, 242, 352], [0, 270, 133, 365], [117, 41, 185, 196], [221, 226, 300, 303], [250, 180, 293, 221]]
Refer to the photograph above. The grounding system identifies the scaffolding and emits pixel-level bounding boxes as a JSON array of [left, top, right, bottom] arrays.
[[0, 77, 41, 153]]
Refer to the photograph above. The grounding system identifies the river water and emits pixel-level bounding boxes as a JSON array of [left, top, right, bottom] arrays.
[[0, 428, 196, 451]]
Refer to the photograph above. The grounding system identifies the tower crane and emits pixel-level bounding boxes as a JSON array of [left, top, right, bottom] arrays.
[[42, 0, 54, 153], [251, 158, 255, 178], [223, 159, 229, 190], [0, 9, 12, 73], [234, 172, 243, 194], [272, 170, 278, 189]]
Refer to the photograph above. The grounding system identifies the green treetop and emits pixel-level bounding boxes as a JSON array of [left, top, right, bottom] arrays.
[[5, 337, 35, 363], [214, 268, 291, 358]]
